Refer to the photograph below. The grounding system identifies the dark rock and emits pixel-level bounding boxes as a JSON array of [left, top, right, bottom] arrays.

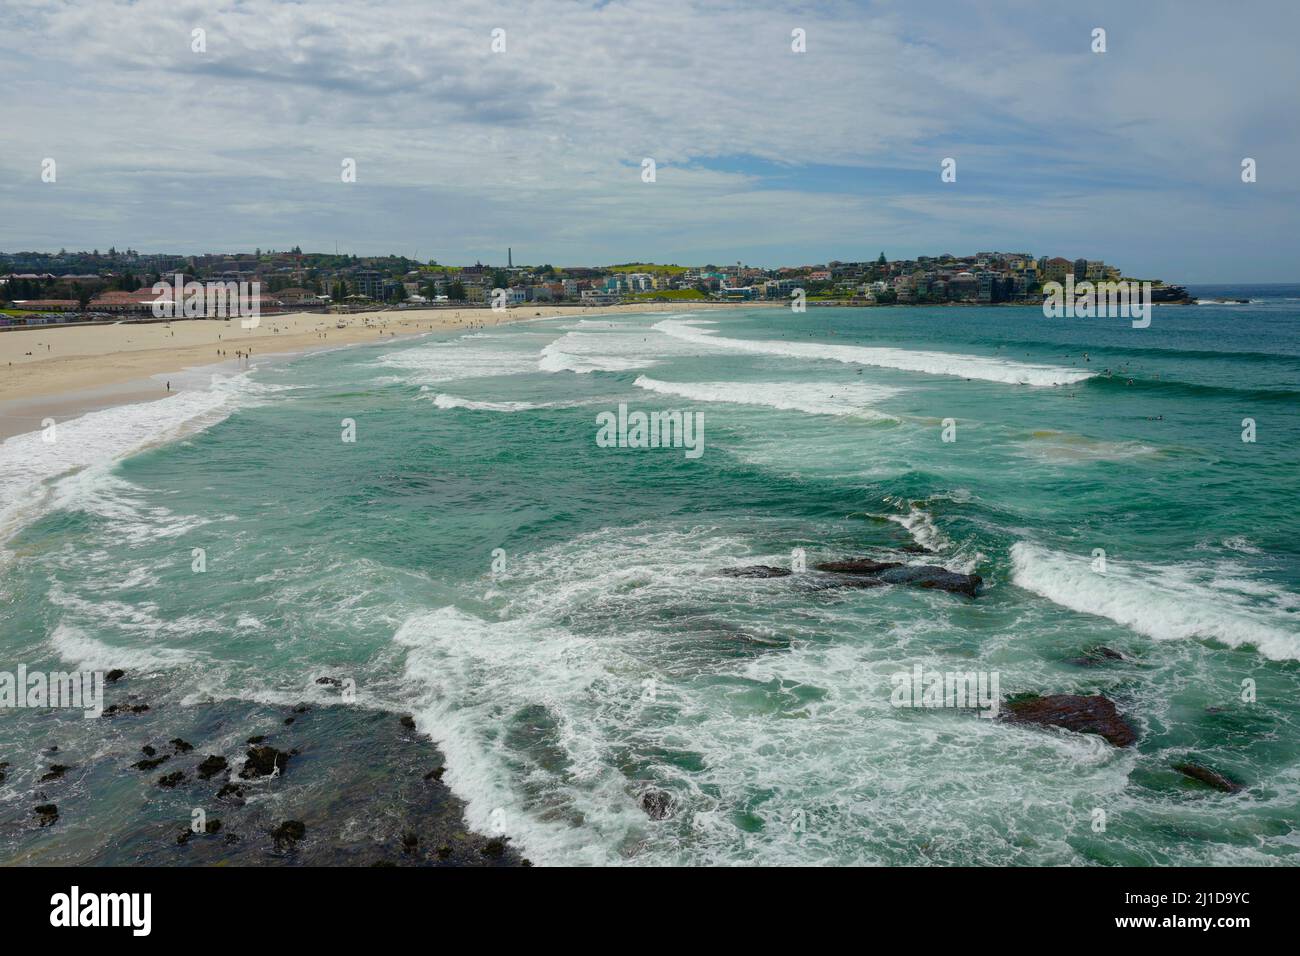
[[132, 756, 169, 771], [105, 669, 125, 683], [246, 735, 266, 745], [424, 767, 445, 782], [719, 565, 793, 578], [814, 559, 903, 575], [177, 829, 192, 845], [1002, 694, 1137, 747], [284, 717, 295, 725], [400, 715, 416, 730], [401, 831, 419, 853], [436, 845, 452, 860], [316, 677, 342, 687], [196, 755, 229, 780], [239, 745, 289, 779], [216, 783, 246, 801], [0, 761, 8, 784], [35, 803, 58, 826], [103, 702, 150, 717], [205, 819, 223, 834], [272, 820, 306, 848], [806, 558, 982, 596], [141, 745, 157, 757], [292, 704, 310, 714], [481, 838, 506, 858], [39, 764, 70, 783], [157, 771, 186, 788], [874, 565, 982, 596], [640, 789, 673, 820], [170, 738, 194, 754], [1173, 762, 1243, 793]]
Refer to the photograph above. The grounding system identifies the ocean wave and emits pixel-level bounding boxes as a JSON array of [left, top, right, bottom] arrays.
[[376, 341, 538, 384], [538, 344, 651, 374], [1083, 373, 1300, 402], [633, 376, 900, 419], [0, 373, 248, 544], [1010, 542, 1300, 662], [653, 320, 1094, 386], [50, 622, 197, 671], [428, 393, 549, 412]]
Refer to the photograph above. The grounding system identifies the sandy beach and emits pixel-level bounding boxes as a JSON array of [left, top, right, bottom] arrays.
[[0, 302, 769, 439]]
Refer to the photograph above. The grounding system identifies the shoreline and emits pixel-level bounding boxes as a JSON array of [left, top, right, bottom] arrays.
[[0, 302, 771, 440]]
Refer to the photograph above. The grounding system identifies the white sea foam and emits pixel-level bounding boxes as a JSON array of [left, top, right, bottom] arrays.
[[885, 506, 952, 552], [653, 319, 1095, 387], [377, 340, 538, 384], [1010, 541, 1300, 661], [0, 374, 247, 544], [50, 622, 197, 671], [538, 335, 654, 374], [389, 522, 1107, 866], [633, 376, 900, 420], [429, 393, 548, 412]]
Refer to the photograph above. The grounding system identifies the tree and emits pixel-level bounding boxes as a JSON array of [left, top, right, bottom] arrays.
[[448, 281, 467, 301], [877, 251, 887, 265]]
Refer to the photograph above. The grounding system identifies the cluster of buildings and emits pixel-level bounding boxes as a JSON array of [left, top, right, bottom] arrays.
[[1, 247, 1174, 325]]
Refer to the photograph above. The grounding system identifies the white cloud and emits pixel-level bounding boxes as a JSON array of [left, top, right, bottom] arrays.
[[2, 0, 1296, 278]]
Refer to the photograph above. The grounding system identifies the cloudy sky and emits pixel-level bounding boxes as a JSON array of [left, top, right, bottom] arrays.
[[2, 0, 1297, 280]]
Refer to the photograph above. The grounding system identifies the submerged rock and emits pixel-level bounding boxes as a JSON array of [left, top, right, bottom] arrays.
[[814, 559, 903, 575], [216, 782, 246, 801], [727, 556, 985, 596], [240, 746, 289, 779], [1002, 694, 1138, 747], [1067, 646, 1126, 666], [170, 738, 194, 754], [39, 764, 71, 783], [872, 565, 982, 596], [272, 820, 306, 849], [105, 669, 125, 683], [157, 771, 186, 788], [719, 565, 793, 578], [1173, 762, 1243, 793], [132, 756, 169, 771], [104, 702, 150, 716], [35, 803, 58, 826], [639, 789, 674, 820]]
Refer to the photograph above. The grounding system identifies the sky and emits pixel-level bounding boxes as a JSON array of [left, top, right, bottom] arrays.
[[2, 0, 1297, 280]]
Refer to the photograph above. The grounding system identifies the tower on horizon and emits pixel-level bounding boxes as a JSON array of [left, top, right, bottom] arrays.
[[508, 247, 512, 268]]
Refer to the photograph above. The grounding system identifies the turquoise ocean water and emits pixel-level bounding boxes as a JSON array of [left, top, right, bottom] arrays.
[[2, 291, 1298, 865]]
